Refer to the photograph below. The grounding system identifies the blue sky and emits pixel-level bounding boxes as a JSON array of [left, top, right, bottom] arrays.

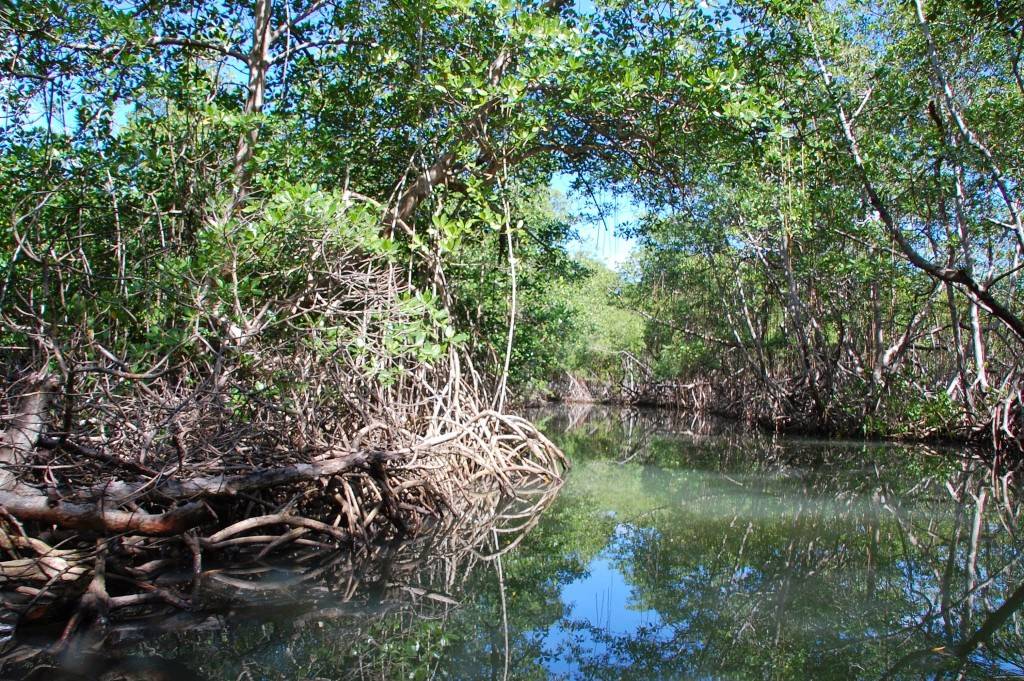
[[551, 172, 638, 271]]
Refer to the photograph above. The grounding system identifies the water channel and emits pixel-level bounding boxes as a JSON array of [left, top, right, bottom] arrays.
[[9, 404, 1024, 680]]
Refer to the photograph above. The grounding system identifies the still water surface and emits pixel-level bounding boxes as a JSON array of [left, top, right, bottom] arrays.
[[23, 405, 1024, 679]]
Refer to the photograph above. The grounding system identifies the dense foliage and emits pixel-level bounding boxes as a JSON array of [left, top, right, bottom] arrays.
[[570, 0, 1024, 445], [2, 0, 1022, 446], [614, 0, 1023, 444]]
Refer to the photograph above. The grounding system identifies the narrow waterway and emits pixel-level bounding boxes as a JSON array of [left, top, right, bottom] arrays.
[[12, 405, 1024, 680]]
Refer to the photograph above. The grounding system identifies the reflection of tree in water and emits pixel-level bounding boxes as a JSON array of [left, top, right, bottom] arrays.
[[2, 482, 565, 680], [529, 404, 761, 465], [539, 410, 1024, 680]]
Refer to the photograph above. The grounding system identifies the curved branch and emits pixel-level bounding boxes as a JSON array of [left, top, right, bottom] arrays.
[[145, 36, 249, 62], [60, 34, 249, 63]]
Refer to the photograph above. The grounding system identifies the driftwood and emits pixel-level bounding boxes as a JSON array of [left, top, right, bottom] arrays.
[[69, 409, 530, 507], [77, 449, 402, 507], [0, 376, 202, 535], [2, 480, 563, 674], [0, 394, 564, 628]]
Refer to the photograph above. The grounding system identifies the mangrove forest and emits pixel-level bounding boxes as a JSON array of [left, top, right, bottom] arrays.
[[1, 0, 1023, 677]]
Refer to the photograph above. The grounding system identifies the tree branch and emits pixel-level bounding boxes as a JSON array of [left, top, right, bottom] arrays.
[[271, 0, 329, 43], [808, 17, 1024, 345], [0, 492, 206, 535]]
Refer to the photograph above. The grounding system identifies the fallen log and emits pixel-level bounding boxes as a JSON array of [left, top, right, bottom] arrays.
[[78, 449, 403, 505], [3, 376, 199, 538], [0, 492, 206, 535], [0, 411, 562, 535], [67, 410, 557, 507]]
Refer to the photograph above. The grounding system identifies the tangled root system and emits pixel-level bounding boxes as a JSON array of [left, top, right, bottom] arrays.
[[0, 216, 566, 647]]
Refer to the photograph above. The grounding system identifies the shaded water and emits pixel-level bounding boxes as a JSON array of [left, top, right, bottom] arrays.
[[8, 405, 1024, 679]]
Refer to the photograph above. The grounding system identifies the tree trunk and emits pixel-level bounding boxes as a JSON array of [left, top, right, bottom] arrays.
[[230, 0, 274, 207], [0, 374, 59, 492]]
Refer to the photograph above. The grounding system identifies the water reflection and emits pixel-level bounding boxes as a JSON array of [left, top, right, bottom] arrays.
[[5, 405, 1023, 680], [530, 406, 1024, 680], [3, 483, 562, 680]]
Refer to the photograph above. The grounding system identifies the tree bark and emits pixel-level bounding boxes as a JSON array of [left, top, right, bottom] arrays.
[[78, 448, 402, 506], [230, 0, 274, 207], [0, 493, 207, 535], [0, 374, 59, 492]]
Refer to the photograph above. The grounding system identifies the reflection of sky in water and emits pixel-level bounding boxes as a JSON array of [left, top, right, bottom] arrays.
[[517, 443, 1023, 680], [539, 524, 674, 677]]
